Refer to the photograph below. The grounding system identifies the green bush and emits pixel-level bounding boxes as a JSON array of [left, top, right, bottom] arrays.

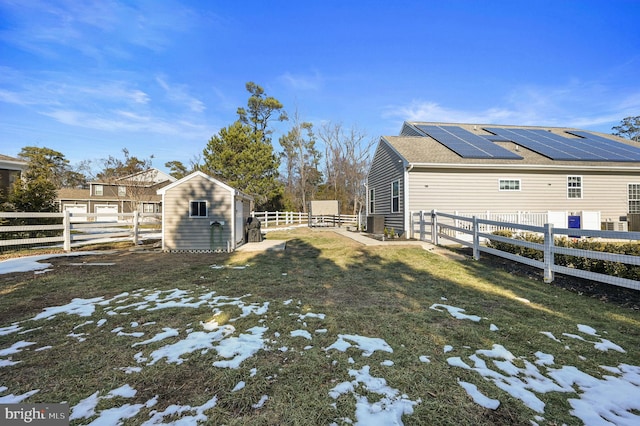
[[486, 231, 640, 281]]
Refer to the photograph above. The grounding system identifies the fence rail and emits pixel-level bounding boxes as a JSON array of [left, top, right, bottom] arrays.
[[251, 211, 361, 229], [410, 210, 640, 291], [0, 211, 161, 253]]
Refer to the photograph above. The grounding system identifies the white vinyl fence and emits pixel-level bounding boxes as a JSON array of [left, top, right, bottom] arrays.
[[0, 211, 161, 253], [251, 211, 362, 229], [410, 210, 640, 291]]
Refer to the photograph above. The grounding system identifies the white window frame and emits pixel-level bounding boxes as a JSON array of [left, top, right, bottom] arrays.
[[142, 203, 156, 213], [94, 184, 103, 196], [118, 186, 126, 196], [391, 180, 400, 213], [629, 184, 640, 213], [369, 188, 375, 214], [567, 176, 582, 199], [189, 200, 208, 218], [498, 179, 521, 191]]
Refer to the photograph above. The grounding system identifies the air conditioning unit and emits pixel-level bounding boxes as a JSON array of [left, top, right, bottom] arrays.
[[601, 221, 628, 232]]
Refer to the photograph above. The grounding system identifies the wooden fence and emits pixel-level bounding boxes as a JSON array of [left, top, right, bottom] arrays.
[[410, 210, 640, 291], [0, 211, 161, 253]]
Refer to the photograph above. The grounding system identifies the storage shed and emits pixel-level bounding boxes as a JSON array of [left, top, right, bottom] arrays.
[[157, 171, 253, 252]]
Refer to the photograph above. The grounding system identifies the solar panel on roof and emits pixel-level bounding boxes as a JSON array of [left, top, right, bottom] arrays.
[[482, 127, 639, 161], [415, 125, 523, 159], [565, 131, 640, 161]]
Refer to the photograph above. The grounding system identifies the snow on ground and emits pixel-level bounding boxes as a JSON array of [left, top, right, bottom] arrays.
[[0, 257, 639, 425]]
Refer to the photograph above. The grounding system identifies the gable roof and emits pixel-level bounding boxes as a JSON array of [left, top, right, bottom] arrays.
[[0, 154, 27, 170], [383, 122, 640, 170], [156, 171, 253, 200]]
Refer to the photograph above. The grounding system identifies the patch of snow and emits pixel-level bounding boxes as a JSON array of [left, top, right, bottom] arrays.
[[430, 304, 481, 322], [232, 381, 245, 392], [252, 395, 269, 409], [326, 334, 393, 357], [0, 340, 36, 356], [458, 380, 500, 410], [0, 389, 39, 403], [291, 329, 312, 340], [489, 324, 499, 331], [419, 355, 430, 363]]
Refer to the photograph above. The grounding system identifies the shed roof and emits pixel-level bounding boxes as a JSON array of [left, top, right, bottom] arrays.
[[156, 171, 254, 200]]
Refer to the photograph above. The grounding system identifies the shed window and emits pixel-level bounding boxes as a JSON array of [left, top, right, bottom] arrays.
[[391, 180, 400, 213], [190, 200, 207, 217], [118, 186, 126, 196], [369, 188, 375, 214], [567, 176, 582, 199], [499, 179, 520, 191], [94, 184, 103, 196], [629, 184, 640, 213]]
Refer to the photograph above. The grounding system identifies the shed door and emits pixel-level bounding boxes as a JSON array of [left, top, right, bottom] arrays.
[[235, 200, 244, 244]]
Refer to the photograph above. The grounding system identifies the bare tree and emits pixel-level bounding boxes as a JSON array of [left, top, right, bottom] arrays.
[[318, 123, 376, 215], [279, 111, 322, 212]]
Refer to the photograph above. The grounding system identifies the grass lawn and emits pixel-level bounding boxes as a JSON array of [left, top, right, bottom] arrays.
[[0, 227, 639, 425]]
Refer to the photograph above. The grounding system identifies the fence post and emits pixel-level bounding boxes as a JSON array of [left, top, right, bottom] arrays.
[[63, 210, 71, 252], [543, 223, 554, 283], [472, 216, 480, 260], [132, 210, 139, 245], [419, 211, 425, 241], [431, 209, 438, 245]]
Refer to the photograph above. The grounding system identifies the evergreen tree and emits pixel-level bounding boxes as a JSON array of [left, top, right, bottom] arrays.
[[612, 116, 640, 143], [202, 82, 286, 209]]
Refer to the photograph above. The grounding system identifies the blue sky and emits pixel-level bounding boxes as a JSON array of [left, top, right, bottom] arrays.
[[1, 0, 639, 172]]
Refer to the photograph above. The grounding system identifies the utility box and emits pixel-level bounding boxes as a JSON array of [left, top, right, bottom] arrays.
[[568, 215, 581, 238], [367, 215, 385, 234], [628, 214, 640, 231]]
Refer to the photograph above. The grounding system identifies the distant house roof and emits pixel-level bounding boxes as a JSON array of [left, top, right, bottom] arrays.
[[384, 122, 640, 170], [0, 154, 27, 171], [157, 171, 253, 200], [90, 168, 176, 186]]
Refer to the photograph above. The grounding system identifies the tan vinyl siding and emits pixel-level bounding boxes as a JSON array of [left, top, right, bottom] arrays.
[[407, 168, 640, 221], [367, 139, 406, 234], [162, 174, 233, 251]]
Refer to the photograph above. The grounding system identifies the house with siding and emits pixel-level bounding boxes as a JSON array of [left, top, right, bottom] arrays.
[[156, 171, 253, 252], [0, 154, 27, 199], [367, 121, 640, 237], [57, 168, 175, 221]]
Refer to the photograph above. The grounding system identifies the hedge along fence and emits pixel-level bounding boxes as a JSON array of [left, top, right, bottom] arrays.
[[413, 211, 640, 291], [488, 230, 640, 282]]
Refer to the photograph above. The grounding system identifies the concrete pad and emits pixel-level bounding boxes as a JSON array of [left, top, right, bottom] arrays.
[[236, 239, 287, 252]]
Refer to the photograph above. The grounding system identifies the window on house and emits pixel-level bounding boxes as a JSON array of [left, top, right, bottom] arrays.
[[369, 188, 375, 214], [567, 176, 582, 199], [629, 184, 640, 213], [391, 180, 400, 213], [499, 179, 520, 191], [142, 203, 156, 213], [94, 185, 103, 196], [190, 200, 207, 217], [118, 186, 126, 196]]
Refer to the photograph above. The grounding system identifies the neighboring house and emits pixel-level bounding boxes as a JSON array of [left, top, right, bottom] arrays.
[[0, 154, 27, 198], [156, 171, 254, 252], [57, 168, 176, 221], [367, 122, 640, 237]]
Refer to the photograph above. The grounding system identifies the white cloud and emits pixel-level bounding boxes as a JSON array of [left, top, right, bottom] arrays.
[[279, 71, 323, 91], [384, 80, 640, 130], [156, 76, 206, 113]]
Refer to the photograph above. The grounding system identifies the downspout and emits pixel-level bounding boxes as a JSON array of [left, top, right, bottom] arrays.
[[231, 191, 236, 251], [404, 164, 413, 238]]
